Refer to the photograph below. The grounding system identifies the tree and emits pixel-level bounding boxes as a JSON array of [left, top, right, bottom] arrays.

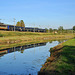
[[73, 26, 75, 31], [49, 28, 53, 33], [16, 21, 21, 27], [45, 28, 48, 33], [21, 50, 24, 53], [58, 26, 63, 34], [58, 26, 63, 31], [20, 20, 25, 27]]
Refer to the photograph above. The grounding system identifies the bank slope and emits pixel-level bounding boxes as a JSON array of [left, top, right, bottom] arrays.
[[38, 38, 75, 75]]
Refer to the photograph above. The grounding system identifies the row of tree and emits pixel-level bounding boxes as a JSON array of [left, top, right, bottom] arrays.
[[16, 20, 75, 33], [45, 26, 63, 32], [16, 20, 25, 27], [45, 26, 75, 33]]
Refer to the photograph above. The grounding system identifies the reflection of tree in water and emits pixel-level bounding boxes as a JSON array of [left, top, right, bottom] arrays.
[[0, 42, 46, 57], [21, 50, 24, 53], [20, 46, 24, 53]]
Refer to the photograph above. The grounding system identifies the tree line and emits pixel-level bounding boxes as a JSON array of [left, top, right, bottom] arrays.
[[16, 20, 75, 33], [16, 20, 25, 27], [45, 26, 75, 34]]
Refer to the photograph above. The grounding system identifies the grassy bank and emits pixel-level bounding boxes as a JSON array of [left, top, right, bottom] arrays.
[[0, 39, 54, 50], [0, 31, 75, 50], [0, 31, 74, 45], [38, 38, 75, 75]]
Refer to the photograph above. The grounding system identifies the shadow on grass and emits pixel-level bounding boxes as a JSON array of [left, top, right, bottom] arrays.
[[38, 46, 75, 75]]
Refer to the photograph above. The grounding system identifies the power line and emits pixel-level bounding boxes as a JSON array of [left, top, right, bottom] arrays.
[[13, 18, 16, 31], [0, 19, 2, 23]]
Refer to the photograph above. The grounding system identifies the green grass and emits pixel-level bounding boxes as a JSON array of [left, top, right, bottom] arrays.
[[39, 38, 75, 75], [63, 38, 75, 46], [55, 38, 75, 75], [55, 45, 75, 75], [54, 39, 75, 75]]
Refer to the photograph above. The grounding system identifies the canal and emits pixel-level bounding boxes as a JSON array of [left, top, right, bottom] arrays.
[[0, 40, 65, 75]]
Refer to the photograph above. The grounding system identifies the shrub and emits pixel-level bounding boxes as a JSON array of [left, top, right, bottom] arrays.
[[0, 33, 3, 37]]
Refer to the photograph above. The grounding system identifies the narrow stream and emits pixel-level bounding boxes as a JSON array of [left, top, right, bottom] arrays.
[[0, 40, 65, 75]]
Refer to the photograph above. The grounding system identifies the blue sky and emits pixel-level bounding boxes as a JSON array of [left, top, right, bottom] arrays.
[[0, 0, 75, 29]]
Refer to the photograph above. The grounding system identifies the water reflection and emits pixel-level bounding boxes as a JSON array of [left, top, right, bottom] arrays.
[[0, 42, 46, 57], [0, 40, 66, 75]]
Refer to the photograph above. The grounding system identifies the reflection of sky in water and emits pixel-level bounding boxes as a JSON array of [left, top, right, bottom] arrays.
[[0, 41, 61, 75]]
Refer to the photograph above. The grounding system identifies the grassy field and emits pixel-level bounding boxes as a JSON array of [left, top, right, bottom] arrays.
[[38, 38, 75, 75], [0, 31, 75, 50], [0, 31, 74, 41], [0, 31, 75, 37], [0, 31, 50, 37]]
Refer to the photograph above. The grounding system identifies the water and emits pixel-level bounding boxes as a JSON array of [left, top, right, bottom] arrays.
[[0, 40, 65, 75]]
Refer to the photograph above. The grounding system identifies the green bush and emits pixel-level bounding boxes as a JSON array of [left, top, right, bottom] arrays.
[[0, 33, 3, 37]]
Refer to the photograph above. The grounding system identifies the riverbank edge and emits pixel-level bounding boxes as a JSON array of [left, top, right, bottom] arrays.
[[0, 38, 68, 50], [38, 38, 75, 75]]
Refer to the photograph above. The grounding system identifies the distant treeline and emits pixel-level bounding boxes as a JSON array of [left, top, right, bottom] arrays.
[[45, 26, 75, 34], [16, 20, 75, 34]]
